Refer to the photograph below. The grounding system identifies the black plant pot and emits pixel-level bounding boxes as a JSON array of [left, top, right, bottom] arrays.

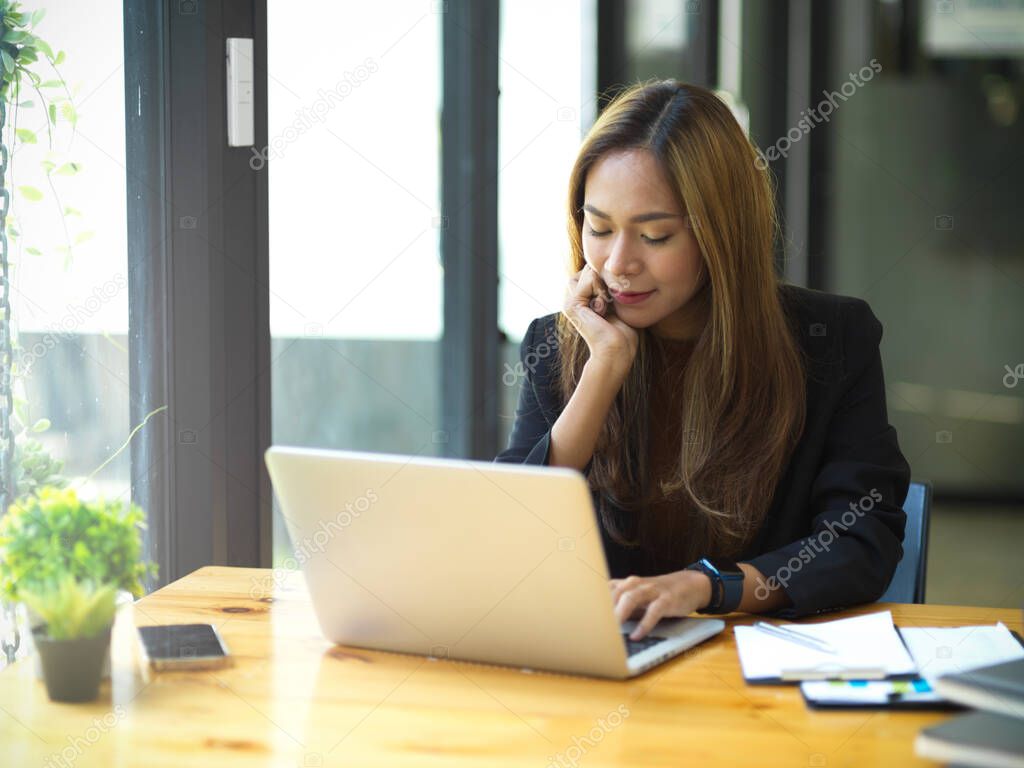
[[31, 625, 112, 702]]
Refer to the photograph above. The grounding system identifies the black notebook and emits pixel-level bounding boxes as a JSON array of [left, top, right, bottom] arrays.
[[915, 710, 1024, 768], [932, 657, 1024, 720]]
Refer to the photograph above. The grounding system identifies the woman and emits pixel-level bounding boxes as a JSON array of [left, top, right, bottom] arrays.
[[494, 79, 911, 641]]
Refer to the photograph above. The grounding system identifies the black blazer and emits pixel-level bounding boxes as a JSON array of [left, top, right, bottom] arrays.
[[494, 284, 911, 619]]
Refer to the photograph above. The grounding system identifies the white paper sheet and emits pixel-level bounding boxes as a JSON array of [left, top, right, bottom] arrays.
[[898, 622, 1024, 684], [735, 610, 918, 681]]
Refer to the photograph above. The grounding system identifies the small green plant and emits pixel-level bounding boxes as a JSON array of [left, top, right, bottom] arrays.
[[12, 435, 66, 498], [11, 407, 66, 498], [20, 576, 115, 640], [0, 486, 157, 604]]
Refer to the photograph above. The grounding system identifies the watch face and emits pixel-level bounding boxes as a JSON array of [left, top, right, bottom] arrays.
[[703, 558, 743, 578]]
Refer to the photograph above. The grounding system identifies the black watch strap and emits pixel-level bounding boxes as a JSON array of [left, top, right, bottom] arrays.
[[685, 558, 744, 615]]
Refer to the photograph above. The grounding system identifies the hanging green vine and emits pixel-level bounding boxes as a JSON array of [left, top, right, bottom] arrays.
[[0, 1, 74, 520]]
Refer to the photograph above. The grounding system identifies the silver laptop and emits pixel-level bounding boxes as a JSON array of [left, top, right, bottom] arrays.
[[264, 445, 725, 679]]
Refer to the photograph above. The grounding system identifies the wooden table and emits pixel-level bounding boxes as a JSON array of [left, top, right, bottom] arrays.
[[1, 566, 1019, 767]]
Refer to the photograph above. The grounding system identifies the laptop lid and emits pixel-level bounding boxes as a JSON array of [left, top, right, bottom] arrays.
[[264, 445, 633, 678]]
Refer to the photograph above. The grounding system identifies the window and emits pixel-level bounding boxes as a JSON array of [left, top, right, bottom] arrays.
[[8, 0, 129, 504], [497, 0, 592, 448], [267, 3, 443, 565]]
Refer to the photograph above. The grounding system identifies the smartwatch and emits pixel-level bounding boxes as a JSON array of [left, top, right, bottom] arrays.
[[684, 558, 744, 614]]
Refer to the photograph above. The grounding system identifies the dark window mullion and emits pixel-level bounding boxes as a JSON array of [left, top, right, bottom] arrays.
[[441, 0, 500, 460], [126, 0, 270, 588]]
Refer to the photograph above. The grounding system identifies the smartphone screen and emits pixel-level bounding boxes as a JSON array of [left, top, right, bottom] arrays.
[[137, 624, 230, 669]]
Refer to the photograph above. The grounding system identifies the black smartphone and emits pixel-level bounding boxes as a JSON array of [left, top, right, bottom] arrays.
[[137, 623, 231, 670]]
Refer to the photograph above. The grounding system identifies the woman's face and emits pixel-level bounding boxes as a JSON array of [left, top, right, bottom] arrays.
[[582, 148, 707, 340]]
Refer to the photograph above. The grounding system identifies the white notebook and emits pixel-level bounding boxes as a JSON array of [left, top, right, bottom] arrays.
[[899, 622, 1024, 685], [735, 610, 918, 682]]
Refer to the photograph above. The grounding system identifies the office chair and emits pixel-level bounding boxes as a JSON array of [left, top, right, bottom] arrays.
[[879, 480, 932, 604]]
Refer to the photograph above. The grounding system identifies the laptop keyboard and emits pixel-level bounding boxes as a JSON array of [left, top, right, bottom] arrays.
[[622, 632, 667, 656]]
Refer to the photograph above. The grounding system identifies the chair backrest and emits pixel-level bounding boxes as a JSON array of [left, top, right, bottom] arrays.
[[879, 480, 932, 604]]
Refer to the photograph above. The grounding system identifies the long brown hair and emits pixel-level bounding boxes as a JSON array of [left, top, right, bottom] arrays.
[[557, 79, 807, 571]]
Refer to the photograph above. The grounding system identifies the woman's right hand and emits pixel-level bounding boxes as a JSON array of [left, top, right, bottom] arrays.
[[563, 264, 639, 373]]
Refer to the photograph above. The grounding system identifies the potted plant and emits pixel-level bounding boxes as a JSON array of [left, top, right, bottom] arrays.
[[0, 0, 83, 664], [0, 3, 170, 675], [19, 577, 116, 701], [0, 486, 156, 701]]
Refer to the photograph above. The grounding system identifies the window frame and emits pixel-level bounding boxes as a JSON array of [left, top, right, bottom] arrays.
[[125, 0, 271, 588]]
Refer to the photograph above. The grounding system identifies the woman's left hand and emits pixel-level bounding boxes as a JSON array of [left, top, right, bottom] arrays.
[[609, 570, 713, 640]]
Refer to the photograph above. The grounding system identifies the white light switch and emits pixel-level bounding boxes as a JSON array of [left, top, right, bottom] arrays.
[[226, 37, 254, 147]]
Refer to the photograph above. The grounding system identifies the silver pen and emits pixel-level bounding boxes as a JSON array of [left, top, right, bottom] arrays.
[[753, 621, 838, 655]]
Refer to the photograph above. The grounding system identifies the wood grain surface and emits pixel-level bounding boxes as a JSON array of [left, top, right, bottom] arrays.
[[1, 565, 1019, 767]]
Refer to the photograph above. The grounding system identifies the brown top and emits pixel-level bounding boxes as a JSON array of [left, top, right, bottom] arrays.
[[637, 334, 700, 573], [648, 335, 697, 490]]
